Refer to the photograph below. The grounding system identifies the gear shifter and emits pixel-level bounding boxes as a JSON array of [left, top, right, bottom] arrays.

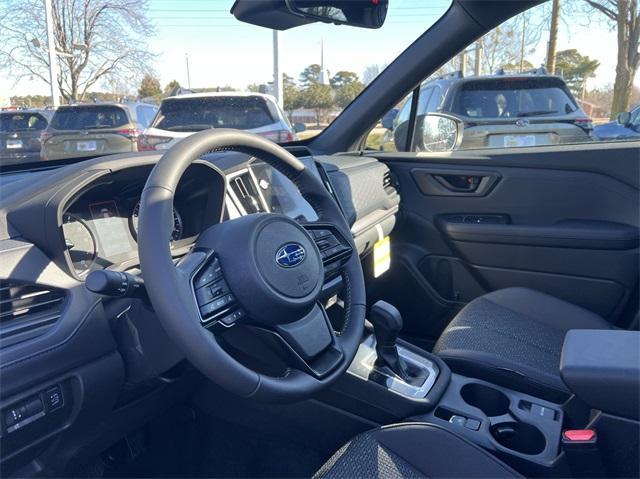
[[369, 300, 426, 384]]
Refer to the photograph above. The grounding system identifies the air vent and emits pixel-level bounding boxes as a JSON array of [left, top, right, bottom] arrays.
[[0, 281, 66, 346], [229, 172, 263, 214]]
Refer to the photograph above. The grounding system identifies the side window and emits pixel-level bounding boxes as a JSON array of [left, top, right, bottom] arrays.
[[365, 94, 413, 151], [382, 0, 639, 153], [426, 86, 442, 113], [416, 87, 434, 116]]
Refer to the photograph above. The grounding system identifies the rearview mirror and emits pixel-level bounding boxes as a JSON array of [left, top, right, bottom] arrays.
[[418, 113, 463, 152], [286, 0, 388, 29], [616, 111, 631, 126], [293, 122, 307, 133]]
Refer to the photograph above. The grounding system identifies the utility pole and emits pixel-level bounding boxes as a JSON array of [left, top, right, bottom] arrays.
[[519, 12, 527, 72], [474, 40, 483, 76], [320, 38, 325, 84], [546, 0, 560, 74], [272, 30, 283, 108], [185, 53, 191, 89], [44, 0, 61, 106]]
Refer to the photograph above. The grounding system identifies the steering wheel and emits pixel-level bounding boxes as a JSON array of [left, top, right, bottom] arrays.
[[137, 129, 366, 402]]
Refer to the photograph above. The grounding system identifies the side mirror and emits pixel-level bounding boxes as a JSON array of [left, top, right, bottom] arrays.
[[417, 113, 463, 152], [617, 111, 631, 126], [293, 122, 306, 133]]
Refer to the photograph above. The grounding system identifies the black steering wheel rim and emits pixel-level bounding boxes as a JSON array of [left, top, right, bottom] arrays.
[[138, 129, 366, 402]]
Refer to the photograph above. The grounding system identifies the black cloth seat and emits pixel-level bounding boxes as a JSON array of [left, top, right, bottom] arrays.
[[433, 287, 612, 400], [314, 423, 520, 478]]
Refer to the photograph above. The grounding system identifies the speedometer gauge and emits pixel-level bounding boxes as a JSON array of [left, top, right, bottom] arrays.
[[130, 201, 183, 242], [62, 213, 96, 275]]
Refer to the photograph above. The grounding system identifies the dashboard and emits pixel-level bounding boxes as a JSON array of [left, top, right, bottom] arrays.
[[58, 155, 321, 278], [61, 163, 225, 277], [0, 146, 399, 477]]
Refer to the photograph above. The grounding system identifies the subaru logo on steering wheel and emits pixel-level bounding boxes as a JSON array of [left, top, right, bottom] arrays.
[[276, 243, 306, 268]]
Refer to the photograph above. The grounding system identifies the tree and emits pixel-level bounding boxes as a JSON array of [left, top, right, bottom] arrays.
[[299, 64, 322, 87], [555, 49, 600, 97], [300, 83, 334, 126], [330, 70, 364, 108], [500, 60, 535, 72], [138, 74, 161, 98], [0, 0, 154, 102], [581, 0, 639, 117], [480, 13, 544, 74], [283, 74, 302, 120], [164, 80, 181, 95], [546, 0, 562, 73]]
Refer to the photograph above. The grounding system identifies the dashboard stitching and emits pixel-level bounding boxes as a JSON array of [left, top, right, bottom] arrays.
[[0, 298, 102, 371]]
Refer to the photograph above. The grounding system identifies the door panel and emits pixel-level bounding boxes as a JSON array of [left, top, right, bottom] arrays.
[[367, 142, 639, 340]]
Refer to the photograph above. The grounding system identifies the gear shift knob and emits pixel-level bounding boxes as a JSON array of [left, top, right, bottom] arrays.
[[369, 300, 403, 349]]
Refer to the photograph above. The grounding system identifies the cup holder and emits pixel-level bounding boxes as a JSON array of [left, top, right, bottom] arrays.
[[460, 383, 510, 417], [490, 422, 546, 455]]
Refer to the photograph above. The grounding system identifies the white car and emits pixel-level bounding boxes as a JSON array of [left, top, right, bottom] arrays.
[[139, 92, 297, 151]]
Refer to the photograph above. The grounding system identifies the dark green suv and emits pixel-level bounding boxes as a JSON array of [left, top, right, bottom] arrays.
[[391, 70, 594, 151]]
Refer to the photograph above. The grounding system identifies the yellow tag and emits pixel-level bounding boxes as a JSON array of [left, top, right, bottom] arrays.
[[373, 236, 391, 278]]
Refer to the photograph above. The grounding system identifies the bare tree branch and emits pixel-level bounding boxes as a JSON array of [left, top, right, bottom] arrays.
[[0, 0, 155, 102]]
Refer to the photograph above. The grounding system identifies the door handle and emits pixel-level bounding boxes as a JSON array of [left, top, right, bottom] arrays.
[[433, 174, 484, 192]]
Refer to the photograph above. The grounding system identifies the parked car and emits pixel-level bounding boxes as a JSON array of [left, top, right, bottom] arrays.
[[593, 105, 640, 141], [0, 109, 53, 165], [40, 102, 157, 161], [139, 92, 296, 151], [391, 69, 593, 151]]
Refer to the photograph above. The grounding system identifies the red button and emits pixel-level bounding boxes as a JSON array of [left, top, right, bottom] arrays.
[[563, 429, 596, 442]]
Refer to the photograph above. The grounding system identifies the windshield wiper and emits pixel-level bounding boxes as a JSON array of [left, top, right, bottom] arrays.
[[81, 124, 119, 130], [164, 124, 214, 132], [517, 110, 558, 117]]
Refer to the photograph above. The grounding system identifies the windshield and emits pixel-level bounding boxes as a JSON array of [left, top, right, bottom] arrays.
[[152, 96, 280, 132], [452, 79, 578, 119], [0, 0, 451, 167], [49, 105, 130, 131]]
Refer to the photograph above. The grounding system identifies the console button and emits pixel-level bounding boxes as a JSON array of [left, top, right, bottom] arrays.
[[25, 397, 43, 416], [44, 386, 63, 411], [449, 415, 467, 427], [464, 418, 481, 431], [5, 406, 25, 427], [531, 403, 556, 421]]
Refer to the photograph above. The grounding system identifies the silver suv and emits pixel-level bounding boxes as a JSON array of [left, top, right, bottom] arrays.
[[140, 92, 296, 151], [392, 69, 593, 151]]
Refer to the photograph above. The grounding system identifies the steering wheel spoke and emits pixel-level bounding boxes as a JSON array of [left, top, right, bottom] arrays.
[[178, 248, 246, 330], [302, 223, 354, 281], [268, 303, 344, 379]]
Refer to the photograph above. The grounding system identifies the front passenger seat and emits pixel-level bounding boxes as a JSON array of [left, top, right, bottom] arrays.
[[314, 423, 520, 478], [433, 287, 612, 401]]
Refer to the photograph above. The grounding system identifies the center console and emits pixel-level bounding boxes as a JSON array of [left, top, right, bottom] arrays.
[[328, 302, 640, 477]]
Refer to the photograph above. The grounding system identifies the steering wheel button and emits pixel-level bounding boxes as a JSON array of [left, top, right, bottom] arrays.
[[200, 302, 217, 319], [196, 286, 215, 305]]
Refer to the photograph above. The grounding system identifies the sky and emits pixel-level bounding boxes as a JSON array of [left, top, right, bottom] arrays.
[[2, 0, 639, 99]]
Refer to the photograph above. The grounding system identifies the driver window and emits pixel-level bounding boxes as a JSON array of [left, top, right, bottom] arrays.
[[369, 0, 639, 152]]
